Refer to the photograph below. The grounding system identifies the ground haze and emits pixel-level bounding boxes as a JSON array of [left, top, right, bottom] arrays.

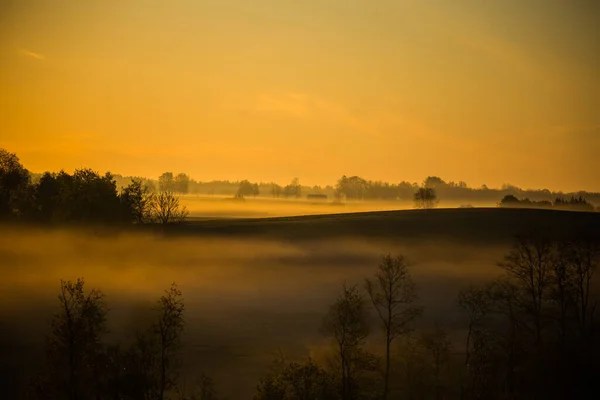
[[2, 208, 599, 398]]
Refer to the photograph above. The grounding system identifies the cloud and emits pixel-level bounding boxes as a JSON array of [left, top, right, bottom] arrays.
[[220, 90, 476, 153], [17, 47, 46, 60], [222, 91, 383, 137]]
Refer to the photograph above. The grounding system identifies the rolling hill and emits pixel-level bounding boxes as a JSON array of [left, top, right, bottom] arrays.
[[158, 207, 600, 244]]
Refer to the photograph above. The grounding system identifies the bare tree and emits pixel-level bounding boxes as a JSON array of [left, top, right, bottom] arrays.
[[457, 285, 492, 371], [321, 284, 370, 400], [149, 191, 189, 224], [395, 334, 424, 399], [254, 358, 337, 400], [155, 283, 185, 400], [498, 234, 553, 343], [365, 254, 421, 400], [180, 373, 218, 400], [127, 283, 185, 400], [420, 324, 452, 399], [457, 284, 498, 399], [452, 234, 600, 398], [564, 238, 598, 338], [550, 242, 575, 347], [42, 278, 108, 400], [488, 277, 525, 398]]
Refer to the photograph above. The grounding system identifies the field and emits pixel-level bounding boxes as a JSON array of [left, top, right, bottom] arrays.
[[178, 195, 500, 220], [2, 207, 599, 398], [173, 206, 600, 243]]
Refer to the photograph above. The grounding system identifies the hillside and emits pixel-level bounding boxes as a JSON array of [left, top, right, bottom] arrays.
[[159, 207, 600, 244]]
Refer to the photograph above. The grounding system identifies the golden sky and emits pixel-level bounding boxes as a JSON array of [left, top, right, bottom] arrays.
[[1, 0, 598, 191]]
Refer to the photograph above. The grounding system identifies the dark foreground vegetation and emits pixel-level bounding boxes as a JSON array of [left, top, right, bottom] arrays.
[[0, 149, 187, 225], [13, 230, 599, 400]]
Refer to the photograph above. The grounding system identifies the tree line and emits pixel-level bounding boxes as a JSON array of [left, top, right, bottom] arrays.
[[499, 194, 596, 212], [333, 176, 599, 209], [123, 173, 307, 200], [24, 232, 599, 399], [0, 149, 187, 224], [106, 174, 600, 210], [3, 148, 599, 220], [0, 145, 435, 221], [20, 152, 598, 207]]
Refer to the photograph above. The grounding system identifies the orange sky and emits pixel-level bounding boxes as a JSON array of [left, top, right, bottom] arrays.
[[1, 0, 598, 191]]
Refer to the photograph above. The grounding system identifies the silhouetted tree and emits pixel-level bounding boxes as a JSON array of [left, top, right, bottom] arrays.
[[562, 239, 598, 338], [454, 233, 600, 398], [174, 173, 190, 194], [499, 194, 521, 207], [336, 176, 368, 201], [393, 334, 428, 399], [26, 169, 123, 224], [498, 234, 553, 344], [159, 172, 175, 192], [500, 195, 555, 209], [38, 278, 108, 400], [487, 277, 525, 398], [120, 178, 153, 223], [254, 358, 338, 400], [149, 191, 189, 224], [554, 196, 595, 212], [283, 178, 302, 198], [423, 176, 445, 188], [550, 241, 576, 349], [365, 254, 421, 400], [128, 284, 185, 400], [79, 169, 122, 222], [35, 171, 60, 221], [419, 325, 452, 399], [271, 183, 283, 198], [321, 284, 371, 400], [185, 374, 219, 400], [155, 284, 185, 400], [0, 148, 31, 218], [457, 285, 493, 396], [237, 180, 260, 199], [413, 187, 438, 209]]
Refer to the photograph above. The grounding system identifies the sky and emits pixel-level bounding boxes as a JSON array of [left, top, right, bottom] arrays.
[[0, 0, 598, 192]]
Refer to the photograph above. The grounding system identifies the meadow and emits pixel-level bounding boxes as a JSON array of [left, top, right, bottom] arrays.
[[177, 195, 500, 220]]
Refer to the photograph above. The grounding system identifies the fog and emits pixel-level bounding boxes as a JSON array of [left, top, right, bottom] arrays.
[[179, 195, 497, 220], [0, 226, 507, 398]]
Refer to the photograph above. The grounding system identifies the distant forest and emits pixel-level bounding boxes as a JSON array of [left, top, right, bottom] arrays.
[[31, 167, 600, 208]]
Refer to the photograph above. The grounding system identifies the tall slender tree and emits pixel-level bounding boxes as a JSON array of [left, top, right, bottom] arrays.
[[365, 254, 421, 400], [321, 284, 370, 400]]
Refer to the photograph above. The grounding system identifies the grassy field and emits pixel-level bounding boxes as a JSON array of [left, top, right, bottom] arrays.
[[166, 207, 600, 244], [179, 194, 499, 220]]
